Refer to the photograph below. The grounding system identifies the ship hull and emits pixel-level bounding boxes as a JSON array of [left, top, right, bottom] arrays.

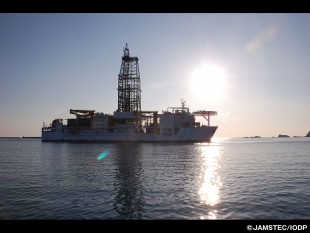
[[42, 126, 218, 143]]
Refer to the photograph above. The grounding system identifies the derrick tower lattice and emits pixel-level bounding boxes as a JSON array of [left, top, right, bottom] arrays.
[[117, 44, 141, 112]]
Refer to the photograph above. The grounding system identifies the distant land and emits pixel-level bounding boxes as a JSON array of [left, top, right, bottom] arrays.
[[243, 133, 310, 138], [0, 137, 41, 139], [277, 132, 310, 137]]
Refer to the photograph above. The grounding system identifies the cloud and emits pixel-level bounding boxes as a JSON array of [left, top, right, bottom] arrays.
[[246, 27, 277, 52]]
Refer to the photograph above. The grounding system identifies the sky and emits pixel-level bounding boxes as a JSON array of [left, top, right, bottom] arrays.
[[0, 13, 310, 138]]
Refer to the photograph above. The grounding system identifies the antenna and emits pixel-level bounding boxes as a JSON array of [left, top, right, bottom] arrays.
[[181, 99, 186, 110]]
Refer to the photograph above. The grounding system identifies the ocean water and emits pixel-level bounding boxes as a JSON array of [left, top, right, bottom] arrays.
[[0, 137, 309, 220]]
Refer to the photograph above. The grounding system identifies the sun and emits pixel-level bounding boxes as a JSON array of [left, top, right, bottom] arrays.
[[190, 64, 226, 102]]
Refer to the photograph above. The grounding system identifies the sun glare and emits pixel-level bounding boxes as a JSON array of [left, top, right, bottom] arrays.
[[190, 64, 226, 102]]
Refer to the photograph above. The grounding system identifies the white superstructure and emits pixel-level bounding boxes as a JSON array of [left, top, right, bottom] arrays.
[[42, 104, 218, 142]]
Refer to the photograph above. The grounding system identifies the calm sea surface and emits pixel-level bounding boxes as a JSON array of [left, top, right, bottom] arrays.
[[0, 137, 309, 220]]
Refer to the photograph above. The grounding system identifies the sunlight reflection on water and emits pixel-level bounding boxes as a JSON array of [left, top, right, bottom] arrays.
[[198, 144, 222, 219]]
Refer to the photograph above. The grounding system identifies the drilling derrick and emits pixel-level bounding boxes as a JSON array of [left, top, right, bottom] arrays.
[[117, 44, 141, 113]]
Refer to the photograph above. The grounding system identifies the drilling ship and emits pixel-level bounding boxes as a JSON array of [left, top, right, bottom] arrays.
[[42, 44, 218, 142]]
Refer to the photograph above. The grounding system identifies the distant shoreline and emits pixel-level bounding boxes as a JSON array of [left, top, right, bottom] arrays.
[[0, 137, 41, 139]]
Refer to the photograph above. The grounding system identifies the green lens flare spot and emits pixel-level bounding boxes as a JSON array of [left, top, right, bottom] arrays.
[[97, 150, 110, 160]]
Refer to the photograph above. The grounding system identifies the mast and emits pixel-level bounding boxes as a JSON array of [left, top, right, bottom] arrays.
[[117, 43, 141, 112]]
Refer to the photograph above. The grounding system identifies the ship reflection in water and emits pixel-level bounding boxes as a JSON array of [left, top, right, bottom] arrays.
[[197, 144, 222, 219], [113, 143, 144, 219]]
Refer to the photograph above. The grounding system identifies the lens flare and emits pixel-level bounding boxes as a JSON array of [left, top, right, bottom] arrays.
[[97, 150, 110, 160]]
